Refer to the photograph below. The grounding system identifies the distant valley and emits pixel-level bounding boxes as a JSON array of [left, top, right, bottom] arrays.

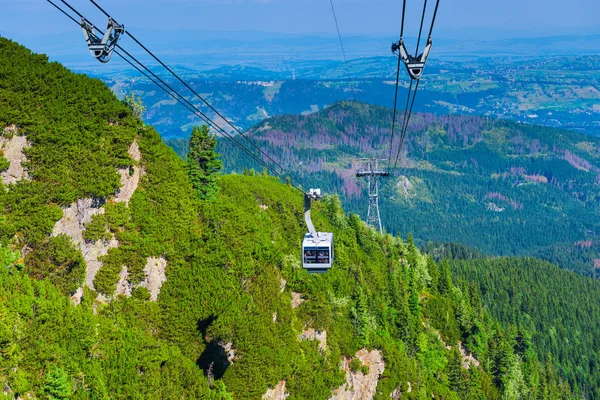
[[96, 54, 600, 138]]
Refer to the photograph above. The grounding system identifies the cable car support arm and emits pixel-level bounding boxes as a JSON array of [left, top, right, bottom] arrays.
[[304, 189, 322, 238]]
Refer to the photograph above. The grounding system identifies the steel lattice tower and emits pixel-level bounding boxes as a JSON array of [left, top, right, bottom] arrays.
[[356, 159, 390, 234]]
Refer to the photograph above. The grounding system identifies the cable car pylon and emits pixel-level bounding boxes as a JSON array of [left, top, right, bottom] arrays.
[[356, 159, 389, 235]]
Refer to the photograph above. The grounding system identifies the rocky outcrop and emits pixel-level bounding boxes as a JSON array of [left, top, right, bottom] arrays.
[[115, 141, 143, 204], [1, 125, 30, 185], [263, 381, 289, 400], [330, 349, 385, 400], [433, 329, 480, 370], [459, 341, 480, 369], [138, 257, 167, 301], [52, 139, 145, 303], [82, 239, 120, 291], [70, 287, 84, 306], [114, 258, 167, 301], [291, 292, 304, 308], [115, 266, 133, 297], [53, 198, 105, 244], [218, 341, 236, 364], [52, 198, 119, 294], [299, 328, 327, 353]]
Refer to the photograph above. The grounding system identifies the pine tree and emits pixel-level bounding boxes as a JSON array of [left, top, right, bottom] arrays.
[[42, 367, 73, 400], [448, 348, 464, 394], [439, 259, 452, 295], [491, 329, 516, 391], [427, 257, 439, 293], [187, 125, 223, 200], [406, 233, 418, 268], [408, 266, 421, 317], [353, 287, 376, 346], [502, 355, 529, 400]]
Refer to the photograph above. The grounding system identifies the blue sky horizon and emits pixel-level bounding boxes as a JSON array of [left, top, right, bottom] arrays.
[[2, 0, 600, 67], [3, 0, 600, 38]]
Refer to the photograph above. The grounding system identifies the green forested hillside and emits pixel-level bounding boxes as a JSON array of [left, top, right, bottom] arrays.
[[0, 37, 580, 399], [178, 101, 600, 277], [451, 257, 600, 398]]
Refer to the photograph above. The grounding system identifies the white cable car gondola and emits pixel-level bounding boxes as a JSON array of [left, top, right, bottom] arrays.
[[302, 189, 334, 273]]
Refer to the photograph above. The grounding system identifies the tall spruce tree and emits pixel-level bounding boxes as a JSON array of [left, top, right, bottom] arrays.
[[187, 125, 223, 200], [438, 259, 453, 295]]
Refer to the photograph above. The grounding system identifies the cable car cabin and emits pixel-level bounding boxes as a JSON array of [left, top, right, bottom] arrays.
[[302, 232, 334, 273]]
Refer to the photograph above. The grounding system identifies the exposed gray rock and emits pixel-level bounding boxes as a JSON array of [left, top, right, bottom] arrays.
[[459, 341, 480, 369], [115, 140, 143, 204], [263, 380, 289, 400], [70, 287, 84, 306], [82, 239, 119, 290], [1, 125, 30, 185], [52, 139, 145, 302], [299, 328, 327, 353], [280, 278, 287, 293], [52, 198, 118, 294], [330, 349, 385, 400], [128, 139, 141, 162], [52, 198, 105, 244], [291, 292, 304, 308], [4, 383, 13, 396], [139, 256, 167, 301], [218, 341, 236, 364], [115, 266, 133, 297]]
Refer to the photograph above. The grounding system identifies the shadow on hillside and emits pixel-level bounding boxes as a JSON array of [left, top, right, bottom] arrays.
[[196, 315, 231, 380]]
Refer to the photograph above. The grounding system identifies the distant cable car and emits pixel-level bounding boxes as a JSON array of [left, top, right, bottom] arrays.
[[302, 189, 334, 273]]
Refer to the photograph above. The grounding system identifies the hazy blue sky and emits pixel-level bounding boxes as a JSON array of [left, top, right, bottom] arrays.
[[2, 0, 600, 38]]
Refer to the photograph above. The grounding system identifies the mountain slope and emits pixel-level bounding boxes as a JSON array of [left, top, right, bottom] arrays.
[[451, 257, 600, 398], [214, 101, 600, 276], [0, 37, 576, 399]]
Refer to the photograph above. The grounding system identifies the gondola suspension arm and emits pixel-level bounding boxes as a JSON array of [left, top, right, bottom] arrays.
[[81, 17, 124, 63], [304, 189, 322, 238]]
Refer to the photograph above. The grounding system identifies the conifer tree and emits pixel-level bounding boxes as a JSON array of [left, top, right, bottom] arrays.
[[439, 259, 452, 295], [427, 257, 439, 293], [406, 233, 418, 268], [42, 367, 73, 400], [187, 125, 223, 200], [448, 348, 464, 394], [408, 266, 421, 317], [502, 356, 528, 400]]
